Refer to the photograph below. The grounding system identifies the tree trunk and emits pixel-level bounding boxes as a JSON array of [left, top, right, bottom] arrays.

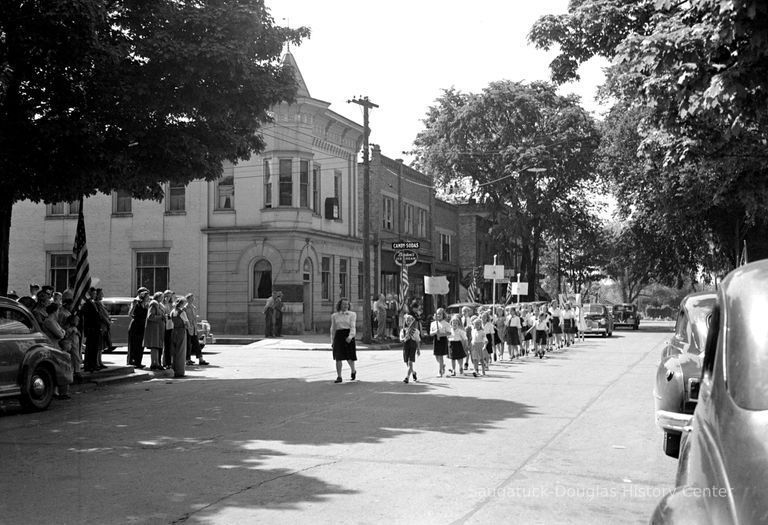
[[0, 193, 13, 296]]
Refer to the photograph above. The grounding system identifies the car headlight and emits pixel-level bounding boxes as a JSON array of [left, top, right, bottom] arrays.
[[598, 318, 606, 325]]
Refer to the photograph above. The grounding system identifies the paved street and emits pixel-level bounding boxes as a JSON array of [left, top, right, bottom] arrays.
[[1, 323, 677, 524]]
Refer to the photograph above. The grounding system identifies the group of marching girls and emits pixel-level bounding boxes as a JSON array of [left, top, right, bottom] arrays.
[[331, 296, 585, 384], [411, 299, 585, 381]]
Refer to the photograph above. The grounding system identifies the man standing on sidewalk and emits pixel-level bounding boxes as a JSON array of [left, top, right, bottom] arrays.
[[273, 291, 283, 337], [264, 292, 275, 338]]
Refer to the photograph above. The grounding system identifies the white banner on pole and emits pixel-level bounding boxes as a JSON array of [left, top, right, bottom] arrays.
[[510, 282, 529, 295], [483, 264, 504, 280], [424, 275, 449, 295]]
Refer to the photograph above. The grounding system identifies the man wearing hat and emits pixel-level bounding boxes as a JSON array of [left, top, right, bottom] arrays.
[[127, 288, 150, 367], [80, 287, 103, 372]]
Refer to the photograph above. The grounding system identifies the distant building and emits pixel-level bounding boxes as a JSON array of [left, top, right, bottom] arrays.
[[10, 53, 364, 334], [9, 54, 515, 334]]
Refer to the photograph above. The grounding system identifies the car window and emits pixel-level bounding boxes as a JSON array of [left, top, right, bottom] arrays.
[[0, 307, 35, 334], [584, 305, 604, 315], [688, 295, 716, 352], [725, 293, 768, 410], [105, 302, 130, 315], [673, 310, 689, 344]]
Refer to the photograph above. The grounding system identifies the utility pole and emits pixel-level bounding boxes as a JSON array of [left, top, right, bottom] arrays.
[[349, 96, 378, 344]]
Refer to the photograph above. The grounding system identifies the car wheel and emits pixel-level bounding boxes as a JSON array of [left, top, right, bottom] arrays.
[[20, 365, 55, 411], [663, 431, 682, 458], [608, 331, 613, 337], [601, 332, 606, 338]]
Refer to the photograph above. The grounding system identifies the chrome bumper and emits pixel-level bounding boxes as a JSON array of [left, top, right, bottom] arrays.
[[656, 409, 693, 433]]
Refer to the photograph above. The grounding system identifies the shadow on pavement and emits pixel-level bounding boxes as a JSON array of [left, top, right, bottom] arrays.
[[0, 376, 536, 524]]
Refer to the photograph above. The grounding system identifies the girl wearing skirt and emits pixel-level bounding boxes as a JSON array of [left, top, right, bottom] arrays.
[[549, 301, 563, 350], [505, 307, 522, 359], [430, 308, 451, 377], [531, 312, 551, 358], [400, 314, 421, 383], [447, 315, 468, 376], [330, 297, 358, 383], [562, 303, 576, 347]]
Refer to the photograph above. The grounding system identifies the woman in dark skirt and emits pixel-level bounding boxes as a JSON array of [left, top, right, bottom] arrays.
[[127, 288, 150, 368], [330, 297, 357, 383], [447, 314, 468, 376], [429, 308, 451, 377]]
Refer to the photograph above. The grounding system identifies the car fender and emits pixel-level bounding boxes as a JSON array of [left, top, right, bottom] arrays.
[[18, 343, 73, 387], [655, 358, 684, 415], [650, 486, 732, 525]]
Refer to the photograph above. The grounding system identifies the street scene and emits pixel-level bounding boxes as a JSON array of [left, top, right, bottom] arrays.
[[2, 325, 678, 525], [2, 1, 767, 524]]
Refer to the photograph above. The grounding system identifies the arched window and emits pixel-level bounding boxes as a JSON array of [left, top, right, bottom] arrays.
[[253, 259, 272, 299]]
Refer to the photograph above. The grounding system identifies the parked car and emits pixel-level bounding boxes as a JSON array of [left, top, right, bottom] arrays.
[[581, 303, 613, 337], [444, 302, 481, 318], [651, 261, 768, 525], [612, 303, 640, 330], [101, 296, 133, 352], [653, 292, 716, 458], [197, 319, 215, 347], [0, 297, 74, 411]]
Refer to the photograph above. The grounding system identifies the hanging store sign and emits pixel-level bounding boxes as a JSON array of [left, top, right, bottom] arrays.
[[394, 250, 418, 266]]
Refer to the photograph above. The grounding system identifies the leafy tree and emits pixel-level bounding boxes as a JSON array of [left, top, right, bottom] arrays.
[[0, 0, 308, 294], [529, 0, 768, 270], [413, 81, 601, 300]]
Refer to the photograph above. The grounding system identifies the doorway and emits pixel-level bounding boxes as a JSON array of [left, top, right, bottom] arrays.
[[303, 258, 313, 332]]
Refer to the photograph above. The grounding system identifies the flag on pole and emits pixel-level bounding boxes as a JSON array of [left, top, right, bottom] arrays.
[[72, 197, 92, 312], [505, 279, 514, 305], [398, 264, 409, 312], [467, 266, 479, 303]]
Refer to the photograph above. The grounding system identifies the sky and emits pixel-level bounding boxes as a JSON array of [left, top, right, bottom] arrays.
[[266, 0, 609, 163]]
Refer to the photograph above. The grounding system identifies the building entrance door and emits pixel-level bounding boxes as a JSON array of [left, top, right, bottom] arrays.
[[303, 259, 313, 332]]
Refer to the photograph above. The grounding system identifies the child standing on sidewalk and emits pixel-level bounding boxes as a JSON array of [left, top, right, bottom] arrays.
[[400, 313, 421, 383], [470, 316, 487, 376]]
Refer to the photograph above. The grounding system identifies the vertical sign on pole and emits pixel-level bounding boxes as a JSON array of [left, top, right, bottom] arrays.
[[516, 273, 521, 304]]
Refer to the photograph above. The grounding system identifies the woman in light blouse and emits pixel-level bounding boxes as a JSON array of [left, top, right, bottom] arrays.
[[330, 297, 358, 383]]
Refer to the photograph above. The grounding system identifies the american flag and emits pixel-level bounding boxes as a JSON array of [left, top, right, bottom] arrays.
[[72, 197, 91, 312], [398, 264, 409, 311], [505, 278, 514, 305], [467, 266, 480, 303]]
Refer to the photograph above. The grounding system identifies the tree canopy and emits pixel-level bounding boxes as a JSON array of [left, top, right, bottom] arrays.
[[530, 0, 768, 275], [0, 0, 308, 293], [413, 81, 602, 300]]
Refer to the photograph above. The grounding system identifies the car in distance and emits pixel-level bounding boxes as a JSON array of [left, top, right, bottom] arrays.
[[103, 296, 215, 350], [581, 303, 613, 337], [612, 303, 640, 330], [0, 297, 74, 411], [651, 260, 768, 525], [444, 302, 481, 318], [101, 296, 133, 352], [652, 291, 716, 458]]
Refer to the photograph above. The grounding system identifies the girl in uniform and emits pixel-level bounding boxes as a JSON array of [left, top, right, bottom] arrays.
[[330, 297, 358, 383], [471, 316, 487, 376], [430, 308, 451, 377], [505, 307, 523, 359], [447, 314, 468, 376], [400, 313, 421, 383], [529, 311, 551, 359]]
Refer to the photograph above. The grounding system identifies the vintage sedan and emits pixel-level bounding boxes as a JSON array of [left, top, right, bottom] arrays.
[[0, 297, 74, 411], [612, 303, 640, 330], [581, 303, 613, 337], [651, 260, 768, 525], [653, 291, 716, 458]]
